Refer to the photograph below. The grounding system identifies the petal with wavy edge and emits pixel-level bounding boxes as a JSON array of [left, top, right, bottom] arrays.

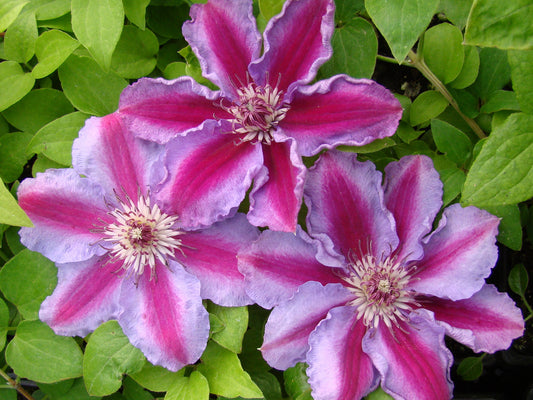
[[383, 155, 443, 263], [249, 0, 334, 92], [157, 127, 263, 230], [261, 282, 354, 370], [175, 214, 259, 307], [73, 114, 165, 202], [304, 151, 398, 264], [119, 76, 225, 143], [18, 169, 109, 264], [238, 227, 343, 309], [421, 284, 524, 353], [247, 139, 305, 232], [411, 204, 500, 301], [118, 261, 209, 372], [307, 307, 379, 400], [40, 257, 123, 337], [182, 0, 261, 97], [279, 76, 402, 156], [363, 310, 453, 400]]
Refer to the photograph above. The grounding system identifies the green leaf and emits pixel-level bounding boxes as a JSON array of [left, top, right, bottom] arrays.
[[0, 132, 33, 183], [110, 25, 158, 79], [59, 54, 128, 116], [197, 341, 263, 399], [0, 0, 28, 32], [5, 225, 26, 254], [208, 304, 248, 354], [6, 320, 83, 383], [334, 0, 365, 23], [0, 181, 32, 226], [483, 204, 522, 250], [32, 29, 80, 79], [123, 0, 150, 29], [462, 112, 533, 206], [0, 298, 9, 352], [508, 49, 533, 114], [83, 320, 145, 396], [457, 356, 484, 381], [259, 0, 284, 21], [366, 387, 394, 400], [470, 47, 511, 101], [3, 88, 74, 134], [0, 249, 57, 319], [422, 23, 464, 84], [28, 112, 89, 166], [319, 17, 377, 79], [365, 0, 439, 63], [123, 377, 154, 400], [249, 371, 282, 400], [0, 61, 35, 112], [3, 9, 38, 63], [71, 0, 124, 70], [431, 119, 472, 166], [37, 379, 75, 398], [409, 90, 448, 126], [396, 121, 421, 143], [129, 361, 185, 392], [480, 90, 521, 114], [32, 154, 65, 175], [465, 0, 533, 50], [438, 0, 473, 29], [432, 154, 466, 206], [283, 363, 311, 400], [163, 62, 188, 80], [508, 263, 528, 296], [450, 46, 480, 89], [164, 371, 209, 400], [31, 0, 71, 20], [146, 4, 189, 40], [338, 137, 396, 154]]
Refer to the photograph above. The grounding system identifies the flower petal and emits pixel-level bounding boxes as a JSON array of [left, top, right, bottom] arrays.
[[40, 257, 123, 337], [363, 310, 454, 400], [119, 77, 224, 143], [175, 214, 259, 307], [18, 169, 108, 264], [307, 307, 379, 400], [261, 282, 354, 370], [157, 127, 263, 230], [411, 204, 500, 301], [249, 0, 334, 92], [238, 227, 344, 309], [304, 151, 398, 264], [73, 114, 165, 201], [422, 284, 524, 353], [383, 155, 443, 262], [279, 76, 402, 156], [247, 139, 305, 232], [182, 0, 261, 97], [118, 261, 209, 372]]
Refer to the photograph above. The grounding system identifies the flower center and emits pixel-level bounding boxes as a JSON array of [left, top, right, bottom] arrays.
[[225, 82, 289, 145], [343, 254, 415, 329], [102, 194, 183, 280]]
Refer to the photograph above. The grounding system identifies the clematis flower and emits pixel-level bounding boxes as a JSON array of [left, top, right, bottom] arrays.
[[117, 0, 402, 232], [238, 151, 524, 399], [18, 113, 259, 371]]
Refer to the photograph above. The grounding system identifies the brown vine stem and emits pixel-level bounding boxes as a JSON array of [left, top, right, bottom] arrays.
[[0, 369, 36, 400], [406, 50, 486, 139]]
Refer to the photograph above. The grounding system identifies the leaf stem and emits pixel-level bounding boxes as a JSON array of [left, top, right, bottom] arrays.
[[0, 369, 36, 400], [406, 50, 486, 139]]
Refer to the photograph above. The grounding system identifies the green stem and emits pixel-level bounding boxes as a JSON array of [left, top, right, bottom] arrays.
[[522, 295, 533, 322], [406, 50, 486, 140], [0, 369, 36, 400]]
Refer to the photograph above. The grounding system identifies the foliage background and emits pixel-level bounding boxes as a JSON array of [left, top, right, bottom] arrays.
[[0, 0, 532, 399]]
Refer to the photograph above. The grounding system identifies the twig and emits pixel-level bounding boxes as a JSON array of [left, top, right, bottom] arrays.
[[0, 369, 36, 400]]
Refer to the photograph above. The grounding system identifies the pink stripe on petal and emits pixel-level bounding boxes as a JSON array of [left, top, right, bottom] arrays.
[[422, 284, 524, 353], [384, 155, 443, 262], [412, 204, 500, 301], [247, 140, 304, 232], [363, 310, 453, 400], [238, 228, 343, 309], [305, 151, 398, 262], [18, 169, 109, 263], [158, 128, 263, 229], [40, 257, 123, 337], [280, 76, 402, 156], [261, 282, 354, 370], [119, 77, 224, 143], [176, 214, 259, 307], [119, 262, 209, 371], [250, 0, 334, 91], [307, 307, 379, 400], [182, 0, 261, 97]]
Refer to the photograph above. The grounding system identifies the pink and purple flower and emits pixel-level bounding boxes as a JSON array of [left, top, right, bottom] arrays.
[[18, 113, 259, 371], [238, 151, 524, 399], [117, 0, 402, 232]]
